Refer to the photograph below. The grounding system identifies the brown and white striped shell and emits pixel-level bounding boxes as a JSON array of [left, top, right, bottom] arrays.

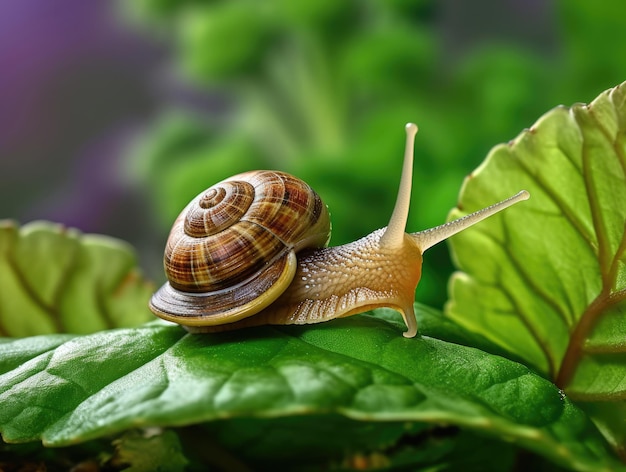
[[149, 170, 331, 327]]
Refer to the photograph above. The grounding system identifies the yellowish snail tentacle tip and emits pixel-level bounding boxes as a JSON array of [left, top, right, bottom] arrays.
[[403, 330, 416, 339], [401, 306, 418, 338]]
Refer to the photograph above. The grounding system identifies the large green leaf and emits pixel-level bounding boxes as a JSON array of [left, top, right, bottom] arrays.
[[0, 311, 621, 471], [0, 220, 153, 336], [446, 82, 626, 452], [197, 415, 520, 471]]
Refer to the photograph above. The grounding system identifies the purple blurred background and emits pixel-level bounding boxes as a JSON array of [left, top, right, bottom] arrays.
[[0, 0, 170, 254]]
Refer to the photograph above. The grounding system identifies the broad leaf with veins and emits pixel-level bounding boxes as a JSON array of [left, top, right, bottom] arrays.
[[0, 312, 622, 472], [446, 82, 626, 453], [0, 220, 153, 336]]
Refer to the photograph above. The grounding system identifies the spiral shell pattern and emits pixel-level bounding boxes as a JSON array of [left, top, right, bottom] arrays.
[[163, 170, 331, 294]]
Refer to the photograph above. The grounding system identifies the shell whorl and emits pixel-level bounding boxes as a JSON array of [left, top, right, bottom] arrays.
[[183, 180, 254, 237], [150, 170, 331, 326]]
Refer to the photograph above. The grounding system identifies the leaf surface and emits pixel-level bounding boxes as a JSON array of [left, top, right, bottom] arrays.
[[446, 82, 626, 452], [0, 220, 153, 336], [0, 311, 621, 472]]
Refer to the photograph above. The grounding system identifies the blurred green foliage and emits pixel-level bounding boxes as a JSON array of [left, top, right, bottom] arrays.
[[124, 0, 626, 307]]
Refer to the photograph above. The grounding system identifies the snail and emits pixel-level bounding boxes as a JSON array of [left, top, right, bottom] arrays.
[[149, 123, 529, 337]]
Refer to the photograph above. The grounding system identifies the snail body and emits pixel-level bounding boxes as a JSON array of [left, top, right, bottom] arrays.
[[150, 124, 529, 337]]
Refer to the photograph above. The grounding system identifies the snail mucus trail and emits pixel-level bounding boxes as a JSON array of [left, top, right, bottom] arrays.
[[149, 123, 529, 337]]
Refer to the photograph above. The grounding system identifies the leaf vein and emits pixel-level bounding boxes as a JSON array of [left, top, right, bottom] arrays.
[[512, 142, 597, 254], [5, 253, 64, 332]]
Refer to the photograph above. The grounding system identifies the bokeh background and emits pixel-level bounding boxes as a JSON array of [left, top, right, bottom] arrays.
[[2, 0, 625, 308]]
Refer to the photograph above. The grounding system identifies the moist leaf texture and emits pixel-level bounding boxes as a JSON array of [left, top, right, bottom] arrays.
[[0, 314, 622, 472]]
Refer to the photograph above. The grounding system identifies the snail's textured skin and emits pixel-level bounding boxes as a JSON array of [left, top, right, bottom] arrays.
[[187, 229, 423, 337], [150, 170, 331, 326]]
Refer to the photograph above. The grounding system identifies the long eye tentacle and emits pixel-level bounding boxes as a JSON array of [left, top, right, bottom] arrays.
[[411, 190, 530, 252], [380, 123, 418, 249]]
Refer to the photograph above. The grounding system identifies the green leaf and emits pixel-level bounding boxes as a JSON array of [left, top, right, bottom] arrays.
[[179, 2, 275, 80], [110, 430, 188, 472], [198, 416, 520, 471], [0, 312, 621, 471], [0, 220, 153, 337], [446, 82, 626, 452]]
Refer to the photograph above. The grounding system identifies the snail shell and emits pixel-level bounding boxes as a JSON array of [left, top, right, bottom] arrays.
[[149, 170, 331, 327]]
